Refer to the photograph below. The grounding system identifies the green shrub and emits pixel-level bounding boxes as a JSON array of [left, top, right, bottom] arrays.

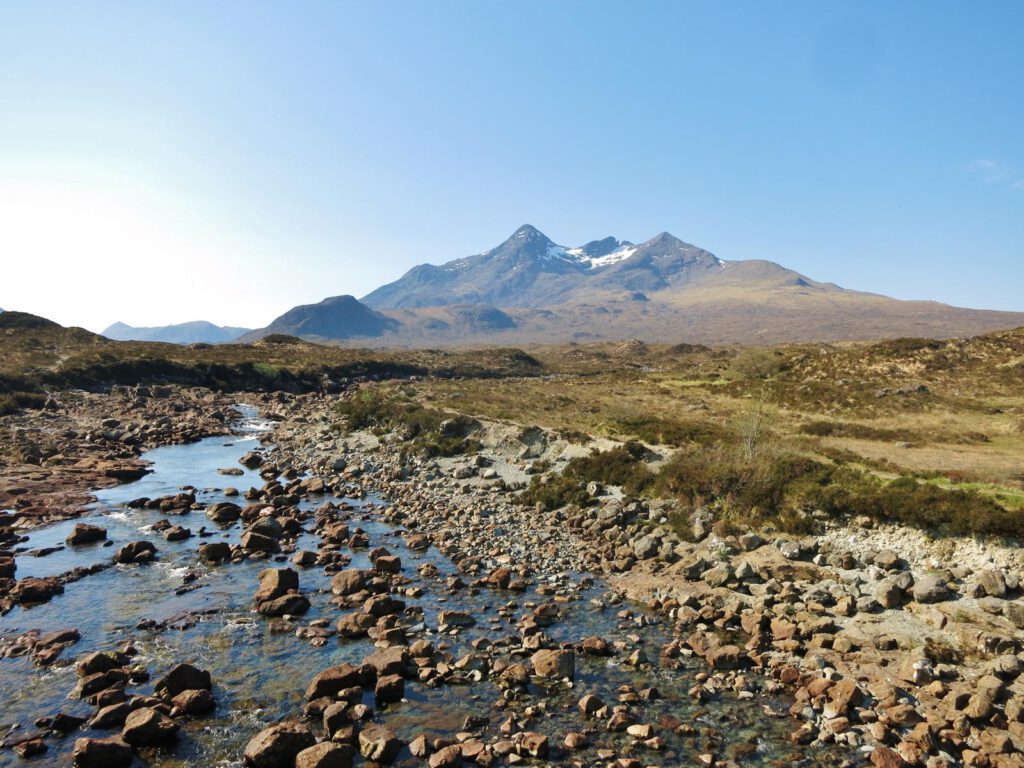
[[517, 474, 591, 511], [563, 442, 654, 495], [797, 470, 1021, 537], [517, 441, 654, 510], [336, 387, 479, 458]]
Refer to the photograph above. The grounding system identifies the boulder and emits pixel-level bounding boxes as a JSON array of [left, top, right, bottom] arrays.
[[240, 451, 263, 469], [199, 542, 232, 562], [305, 664, 364, 700], [579, 693, 606, 717], [331, 569, 366, 596], [89, 702, 131, 729], [77, 650, 130, 677], [10, 576, 63, 604], [706, 645, 742, 669], [256, 594, 310, 616], [67, 523, 107, 546], [358, 724, 403, 763], [164, 525, 191, 542], [364, 646, 409, 677], [912, 575, 950, 604], [375, 674, 405, 704], [374, 555, 402, 574], [581, 636, 611, 656], [633, 534, 660, 560], [437, 610, 475, 628], [1004, 601, 1024, 629], [172, 688, 215, 715], [244, 722, 317, 768], [531, 649, 575, 679], [72, 737, 133, 768], [429, 745, 463, 768], [113, 540, 156, 564], [206, 502, 242, 523], [242, 531, 279, 553], [977, 569, 1008, 598], [295, 742, 355, 768], [875, 578, 903, 609], [155, 662, 212, 698], [336, 612, 376, 638], [517, 732, 549, 758], [254, 567, 298, 603], [121, 706, 180, 745]]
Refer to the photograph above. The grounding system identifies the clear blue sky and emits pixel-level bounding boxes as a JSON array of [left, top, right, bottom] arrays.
[[1, 1, 1022, 331]]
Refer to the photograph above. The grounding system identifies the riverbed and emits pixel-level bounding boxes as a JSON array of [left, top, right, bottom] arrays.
[[0, 406, 840, 767]]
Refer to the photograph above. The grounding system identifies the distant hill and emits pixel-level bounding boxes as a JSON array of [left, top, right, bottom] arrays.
[[102, 320, 251, 344], [238, 295, 398, 342]]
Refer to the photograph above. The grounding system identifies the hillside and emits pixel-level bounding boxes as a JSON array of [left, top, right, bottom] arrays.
[[238, 295, 398, 342]]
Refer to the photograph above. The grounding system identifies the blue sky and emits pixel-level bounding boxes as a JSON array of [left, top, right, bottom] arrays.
[[1, 1, 1021, 330]]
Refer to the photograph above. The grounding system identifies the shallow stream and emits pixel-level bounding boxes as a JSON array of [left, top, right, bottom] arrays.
[[0, 407, 839, 767]]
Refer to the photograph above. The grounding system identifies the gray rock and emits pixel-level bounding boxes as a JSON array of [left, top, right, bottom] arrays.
[[912, 574, 950, 604], [875, 578, 903, 609], [976, 569, 1008, 598]]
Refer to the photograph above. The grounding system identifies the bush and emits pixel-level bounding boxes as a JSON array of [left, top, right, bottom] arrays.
[[654, 442, 819, 517], [517, 474, 591, 511], [727, 349, 785, 380], [651, 439, 1022, 538], [798, 470, 1022, 537], [563, 442, 654, 495], [614, 415, 728, 446], [335, 387, 479, 458], [799, 420, 907, 442], [0, 391, 48, 416], [517, 442, 654, 510]]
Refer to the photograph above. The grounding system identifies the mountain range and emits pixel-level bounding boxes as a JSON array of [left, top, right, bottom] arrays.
[[243, 225, 1024, 346], [102, 320, 251, 344], [96, 225, 1024, 346]]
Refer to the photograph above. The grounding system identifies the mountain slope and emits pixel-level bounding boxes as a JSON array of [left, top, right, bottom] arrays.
[[363, 225, 806, 309], [239, 295, 399, 342], [102, 320, 251, 344]]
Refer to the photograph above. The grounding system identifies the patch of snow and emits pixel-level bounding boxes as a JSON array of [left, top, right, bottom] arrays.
[[544, 244, 579, 263], [588, 245, 638, 269]]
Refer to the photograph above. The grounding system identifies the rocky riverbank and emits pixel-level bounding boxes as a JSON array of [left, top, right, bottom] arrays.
[[264, 391, 1024, 768], [3, 386, 1023, 768], [0, 386, 251, 537]]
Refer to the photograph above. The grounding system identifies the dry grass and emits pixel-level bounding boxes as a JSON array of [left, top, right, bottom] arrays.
[[5, 309, 1024, 526]]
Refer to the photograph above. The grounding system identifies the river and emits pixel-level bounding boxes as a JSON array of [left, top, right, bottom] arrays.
[[0, 406, 839, 767]]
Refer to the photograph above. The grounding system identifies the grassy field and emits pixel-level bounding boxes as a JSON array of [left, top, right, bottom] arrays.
[[402, 333, 1024, 536]]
